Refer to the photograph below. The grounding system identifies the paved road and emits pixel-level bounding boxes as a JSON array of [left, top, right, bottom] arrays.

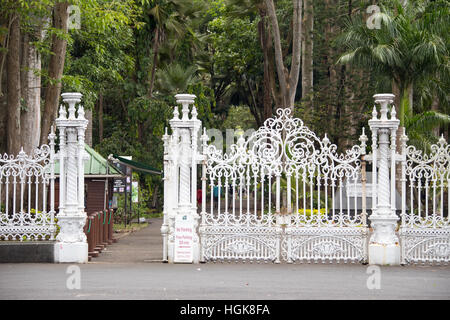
[[0, 218, 449, 300]]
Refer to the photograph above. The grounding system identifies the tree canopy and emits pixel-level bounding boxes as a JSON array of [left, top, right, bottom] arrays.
[[0, 0, 448, 214]]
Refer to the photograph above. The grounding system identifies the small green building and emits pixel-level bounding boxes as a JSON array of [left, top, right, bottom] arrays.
[[54, 144, 124, 214]]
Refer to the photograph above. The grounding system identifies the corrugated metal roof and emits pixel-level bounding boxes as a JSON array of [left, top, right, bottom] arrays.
[[54, 144, 123, 176]]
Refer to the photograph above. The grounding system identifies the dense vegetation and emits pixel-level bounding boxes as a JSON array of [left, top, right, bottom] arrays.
[[0, 0, 448, 214]]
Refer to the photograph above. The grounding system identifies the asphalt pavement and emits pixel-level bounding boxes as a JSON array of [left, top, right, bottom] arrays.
[[0, 218, 449, 300]]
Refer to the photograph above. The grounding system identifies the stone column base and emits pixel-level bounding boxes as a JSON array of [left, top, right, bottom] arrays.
[[54, 242, 88, 263], [368, 243, 400, 265]]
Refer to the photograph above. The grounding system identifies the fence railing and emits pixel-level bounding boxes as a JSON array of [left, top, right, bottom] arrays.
[[84, 209, 116, 260], [0, 130, 56, 241], [400, 132, 450, 264]]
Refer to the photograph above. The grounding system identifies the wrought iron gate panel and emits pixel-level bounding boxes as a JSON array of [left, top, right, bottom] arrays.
[[400, 134, 450, 264], [0, 137, 56, 241], [282, 228, 367, 263], [200, 108, 368, 263]]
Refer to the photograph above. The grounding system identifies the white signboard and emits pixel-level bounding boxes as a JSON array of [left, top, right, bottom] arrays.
[[346, 183, 374, 197], [174, 214, 194, 263]]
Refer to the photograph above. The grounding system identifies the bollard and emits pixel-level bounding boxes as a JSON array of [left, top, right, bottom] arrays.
[[107, 209, 113, 245], [98, 211, 103, 248], [92, 212, 98, 253], [86, 215, 98, 258], [94, 212, 104, 253], [102, 210, 109, 246], [83, 217, 90, 262], [109, 209, 117, 244]]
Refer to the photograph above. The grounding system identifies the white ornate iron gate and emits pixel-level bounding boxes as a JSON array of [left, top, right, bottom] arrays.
[[162, 92, 450, 265], [399, 132, 450, 264], [199, 109, 368, 263], [0, 135, 57, 241]]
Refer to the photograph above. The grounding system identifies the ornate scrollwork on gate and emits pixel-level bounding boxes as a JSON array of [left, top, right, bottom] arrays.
[[400, 135, 450, 264], [200, 108, 368, 263], [0, 143, 56, 241]]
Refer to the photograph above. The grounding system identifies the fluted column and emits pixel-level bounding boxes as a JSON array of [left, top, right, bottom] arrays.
[[368, 93, 401, 265], [54, 92, 89, 263], [179, 128, 192, 206], [377, 129, 391, 212], [163, 93, 202, 263]]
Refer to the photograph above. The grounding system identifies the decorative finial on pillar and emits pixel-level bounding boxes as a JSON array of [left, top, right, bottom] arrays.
[[359, 128, 368, 154], [58, 105, 67, 120], [400, 126, 408, 148], [438, 134, 446, 146], [77, 104, 85, 120], [391, 105, 397, 120], [372, 105, 377, 120], [373, 93, 395, 121], [173, 106, 180, 120], [191, 105, 198, 120], [162, 127, 169, 145], [200, 127, 208, 144], [62, 92, 82, 120], [175, 94, 196, 121], [322, 133, 330, 146], [237, 132, 245, 147], [48, 125, 56, 143]]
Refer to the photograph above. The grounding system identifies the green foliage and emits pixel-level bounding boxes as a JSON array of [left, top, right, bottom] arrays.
[[155, 63, 198, 94], [222, 105, 256, 131], [337, 0, 449, 126], [9, 0, 444, 214], [405, 111, 450, 152]]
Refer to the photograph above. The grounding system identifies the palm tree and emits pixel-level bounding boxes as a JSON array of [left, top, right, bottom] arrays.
[[146, 0, 201, 97], [155, 63, 198, 94], [336, 0, 449, 126], [404, 111, 450, 153]]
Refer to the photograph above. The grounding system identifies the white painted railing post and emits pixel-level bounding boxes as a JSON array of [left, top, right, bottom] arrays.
[[54, 92, 89, 263], [367, 93, 401, 265], [162, 94, 202, 263]]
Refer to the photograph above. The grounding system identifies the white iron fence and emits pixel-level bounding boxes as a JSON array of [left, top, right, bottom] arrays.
[[0, 129, 57, 241], [199, 108, 369, 263], [400, 132, 450, 264], [162, 93, 450, 265]]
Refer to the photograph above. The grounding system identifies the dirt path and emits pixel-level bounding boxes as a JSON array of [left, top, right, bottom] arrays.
[[92, 217, 163, 263]]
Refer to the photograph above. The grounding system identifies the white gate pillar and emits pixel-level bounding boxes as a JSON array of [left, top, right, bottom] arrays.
[[367, 93, 401, 265], [54, 92, 89, 263], [162, 94, 202, 263]]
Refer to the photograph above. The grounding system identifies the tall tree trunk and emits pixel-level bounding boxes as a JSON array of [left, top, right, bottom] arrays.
[[288, 0, 302, 108], [265, 0, 302, 111], [265, 0, 288, 109], [407, 83, 413, 117], [98, 92, 103, 143], [6, 13, 21, 155], [85, 109, 93, 147], [398, 82, 413, 127], [148, 28, 160, 98], [40, 2, 69, 145], [20, 26, 42, 154], [301, 0, 313, 105], [258, 7, 273, 121], [392, 79, 401, 114], [325, 0, 338, 136], [430, 96, 440, 137]]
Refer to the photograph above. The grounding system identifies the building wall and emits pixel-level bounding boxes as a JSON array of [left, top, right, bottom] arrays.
[[54, 179, 112, 215]]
